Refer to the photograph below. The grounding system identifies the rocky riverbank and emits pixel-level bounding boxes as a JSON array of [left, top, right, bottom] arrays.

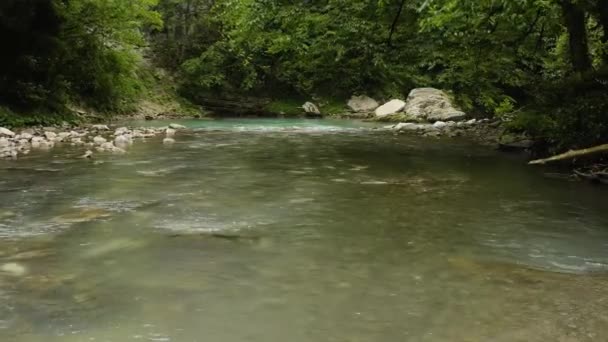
[[337, 88, 532, 151], [0, 87, 535, 161], [0, 123, 187, 160], [383, 118, 524, 149]]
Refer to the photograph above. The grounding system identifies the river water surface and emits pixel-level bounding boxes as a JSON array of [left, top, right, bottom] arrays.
[[0, 119, 607, 341]]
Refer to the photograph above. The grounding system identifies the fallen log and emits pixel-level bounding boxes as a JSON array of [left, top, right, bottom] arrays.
[[528, 144, 608, 165]]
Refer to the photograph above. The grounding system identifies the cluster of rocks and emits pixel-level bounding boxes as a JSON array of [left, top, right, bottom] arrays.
[[342, 88, 533, 149], [0, 123, 188, 160], [349, 88, 467, 122], [388, 118, 485, 137], [301, 87, 467, 123], [385, 117, 521, 148]]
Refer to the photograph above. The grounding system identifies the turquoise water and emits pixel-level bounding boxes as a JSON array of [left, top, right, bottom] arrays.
[[0, 119, 607, 341]]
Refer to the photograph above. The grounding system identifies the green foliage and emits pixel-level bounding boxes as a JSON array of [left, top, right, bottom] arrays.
[[265, 99, 306, 117], [536, 73, 608, 150], [0, 106, 77, 128], [56, 0, 162, 111], [494, 97, 517, 118], [2, 0, 608, 154], [0, 0, 162, 115], [318, 98, 350, 116], [179, 0, 420, 98]]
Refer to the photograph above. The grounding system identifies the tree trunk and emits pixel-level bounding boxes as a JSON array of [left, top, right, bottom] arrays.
[[560, 0, 592, 73], [387, 0, 406, 47], [529, 143, 608, 165]]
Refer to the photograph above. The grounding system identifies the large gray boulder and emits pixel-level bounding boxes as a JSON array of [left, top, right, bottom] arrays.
[[375, 99, 406, 117], [404, 88, 466, 122], [347, 95, 379, 113]]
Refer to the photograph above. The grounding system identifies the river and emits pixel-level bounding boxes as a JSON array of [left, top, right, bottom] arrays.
[[0, 119, 607, 341]]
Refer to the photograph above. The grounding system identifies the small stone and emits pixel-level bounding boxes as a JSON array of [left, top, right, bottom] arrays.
[[433, 121, 448, 129], [169, 123, 186, 129], [91, 124, 110, 131], [394, 123, 418, 131], [81, 150, 93, 159], [165, 128, 176, 137], [20, 132, 33, 140], [114, 127, 130, 135], [114, 135, 132, 148], [163, 137, 175, 145], [93, 136, 107, 145], [44, 131, 57, 141]]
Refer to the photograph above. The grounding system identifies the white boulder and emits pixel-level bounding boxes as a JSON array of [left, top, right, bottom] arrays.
[[375, 99, 406, 117], [0, 127, 15, 137], [169, 123, 186, 129]]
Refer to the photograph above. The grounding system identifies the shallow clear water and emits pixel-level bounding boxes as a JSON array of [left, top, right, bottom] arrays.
[[0, 119, 607, 341]]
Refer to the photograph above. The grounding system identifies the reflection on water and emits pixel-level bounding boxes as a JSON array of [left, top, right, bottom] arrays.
[[0, 119, 607, 341]]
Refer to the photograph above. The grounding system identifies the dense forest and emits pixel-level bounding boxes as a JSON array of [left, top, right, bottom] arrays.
[[1, 0, 607, 152]]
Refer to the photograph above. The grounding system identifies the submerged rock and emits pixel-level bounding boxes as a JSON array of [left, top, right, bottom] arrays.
[[347, 95, 379, 113], [80, 150, 94, 159], [375, 99, 406, 117], [169, 123, 186, 129], [98, 142, 125, 153], [52, 207, 112, 224], [404, 88, 466, 122], [82, 238, 145, 258], [0, 263, 27, 277], [163, 137, 176, 145], [8, 249, 53, 261]]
